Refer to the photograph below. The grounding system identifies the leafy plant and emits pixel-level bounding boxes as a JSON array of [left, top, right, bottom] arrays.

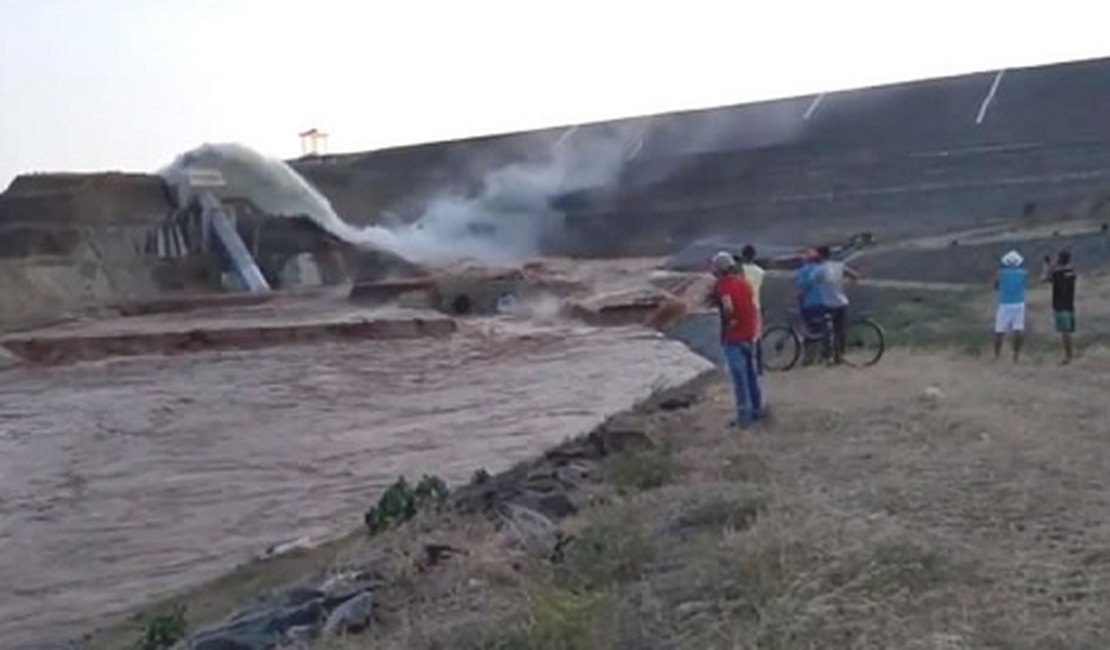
[[132, 604, 187, 650], [364, 474, 449, 535]]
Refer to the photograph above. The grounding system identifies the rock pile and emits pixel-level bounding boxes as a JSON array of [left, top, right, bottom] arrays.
[[451, 376, 707, 528], [173, 570, 379, 649]]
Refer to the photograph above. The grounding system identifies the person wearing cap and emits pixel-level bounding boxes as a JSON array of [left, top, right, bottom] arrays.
[[710, 251, 763, 427], [993, 250, 1028, 361]]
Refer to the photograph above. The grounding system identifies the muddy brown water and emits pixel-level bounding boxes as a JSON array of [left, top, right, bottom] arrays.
[[0, 319, 711, 648]]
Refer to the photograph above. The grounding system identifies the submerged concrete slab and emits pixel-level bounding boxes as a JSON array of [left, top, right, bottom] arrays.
[[350, 270, 524, 316], [349, 278, 437, 305], [1, 305, 455, 365], [109, 292, 278, 317]]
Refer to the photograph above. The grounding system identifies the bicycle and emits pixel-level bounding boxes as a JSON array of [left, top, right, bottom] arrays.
[[760, 308, 885, 371]]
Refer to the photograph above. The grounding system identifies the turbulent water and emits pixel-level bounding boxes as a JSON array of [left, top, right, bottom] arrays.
[[0, 319, 710, 648]]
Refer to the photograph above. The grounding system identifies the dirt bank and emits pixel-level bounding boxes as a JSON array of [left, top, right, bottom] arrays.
[[0, 173, 175, 329]]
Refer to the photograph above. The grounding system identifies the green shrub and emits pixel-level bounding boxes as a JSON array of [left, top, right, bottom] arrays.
[[132, 604, 187, 650], [364, 474, 449, 535]]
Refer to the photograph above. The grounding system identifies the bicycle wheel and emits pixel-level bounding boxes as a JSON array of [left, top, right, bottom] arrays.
[[842, 318, 885, 367], [760, 325, 801, 371]]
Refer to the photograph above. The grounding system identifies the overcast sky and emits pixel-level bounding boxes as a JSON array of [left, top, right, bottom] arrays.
[[1, 0, 1108, 188]]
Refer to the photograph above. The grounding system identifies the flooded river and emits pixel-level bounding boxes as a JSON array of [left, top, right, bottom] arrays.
[[0, 319, 710, 648]]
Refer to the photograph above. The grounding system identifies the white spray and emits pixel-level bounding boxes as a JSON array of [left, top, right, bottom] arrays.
[[161, 104, 805, 266], [160, 143, 398, 248], [161, 126, 645, 266]]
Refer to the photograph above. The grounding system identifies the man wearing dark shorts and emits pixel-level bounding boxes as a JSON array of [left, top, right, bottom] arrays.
[[1043, 250, 1077, 364]]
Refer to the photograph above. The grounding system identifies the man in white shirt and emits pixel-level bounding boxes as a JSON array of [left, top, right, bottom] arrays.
[[739, 245, 765, 373], [814, 245, 861, 363], [738, 245, 765, 329]]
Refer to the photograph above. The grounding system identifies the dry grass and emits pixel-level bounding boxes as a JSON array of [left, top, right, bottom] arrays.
[[353, 347, 1110, 648], [605, 445, 679, 493]]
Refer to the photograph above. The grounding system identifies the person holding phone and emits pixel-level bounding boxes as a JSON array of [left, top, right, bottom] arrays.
[[1042, 250, 1077, 364]]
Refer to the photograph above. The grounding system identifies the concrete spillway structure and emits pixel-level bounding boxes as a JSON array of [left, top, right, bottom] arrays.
[[0, 167, 419, 329], [196, 192, 271, 292]]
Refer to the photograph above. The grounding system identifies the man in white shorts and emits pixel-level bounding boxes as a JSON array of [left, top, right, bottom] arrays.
[[993, 250, 1027, 362]]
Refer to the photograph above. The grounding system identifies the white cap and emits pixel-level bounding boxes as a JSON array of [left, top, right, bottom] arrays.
[[1001, 250, 1024, 267], [710, 251, 736, 272]]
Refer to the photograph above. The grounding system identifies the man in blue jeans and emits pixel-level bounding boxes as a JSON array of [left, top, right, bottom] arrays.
[[793, 249, 825, 364], [710, 251, 763, 427]]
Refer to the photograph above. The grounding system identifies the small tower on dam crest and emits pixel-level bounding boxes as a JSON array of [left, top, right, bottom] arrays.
[[299, 128, 329, 156]]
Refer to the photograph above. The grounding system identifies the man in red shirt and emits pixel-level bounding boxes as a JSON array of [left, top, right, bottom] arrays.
[[710, 251, 764, 427]]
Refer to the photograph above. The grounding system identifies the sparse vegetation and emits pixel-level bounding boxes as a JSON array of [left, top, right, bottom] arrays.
[[131, 604, 187, 650], [364, 474, 449, 535], [877, 291, 987, 353], [558, 510, 653, 592], [525, 587, 613, 650], [669, 488, 765, 534], [606, 446, 677, 493]]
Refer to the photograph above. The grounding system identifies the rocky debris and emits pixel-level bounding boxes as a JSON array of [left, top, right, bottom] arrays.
[[176, 572, 378, 650], [656, 392, 699, 412], [448, 402, 680, 523], [452, 443, 602, 521], [318, 569, 383, 609], [498, 503, 561, 557], [186, 596, 324, 650], [636, 370, 716, 414], [596, 416, 656, 455], [423, 543, 467, 568], [543, 436, 606, 465], [255, 536, 323, 562], [280, 624, 316, 647], [320, 591, 373, 638]]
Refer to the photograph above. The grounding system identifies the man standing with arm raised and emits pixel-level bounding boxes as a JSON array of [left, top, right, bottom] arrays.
[[1042, 249, 1077, 365], [993, 250, 1028, 362]]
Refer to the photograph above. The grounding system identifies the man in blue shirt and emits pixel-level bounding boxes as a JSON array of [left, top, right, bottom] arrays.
[[993, 250, 1027, 362], [793, 249, 825, 364]]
